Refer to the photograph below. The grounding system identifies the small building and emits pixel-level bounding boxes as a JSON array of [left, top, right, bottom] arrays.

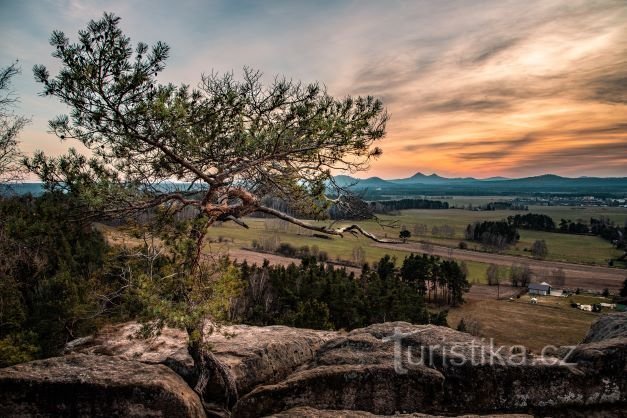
[[528, 282, 551, 296]]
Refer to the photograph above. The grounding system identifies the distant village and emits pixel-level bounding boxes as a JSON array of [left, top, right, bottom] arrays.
[[459, 196, 627, 211], [513, 196, 627, 208]]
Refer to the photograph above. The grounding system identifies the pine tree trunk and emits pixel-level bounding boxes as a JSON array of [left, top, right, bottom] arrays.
[[187, 328, 239, 412], [186, 213, 213, 272]]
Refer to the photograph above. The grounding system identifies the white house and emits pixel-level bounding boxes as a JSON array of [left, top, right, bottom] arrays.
[[528, 282, 551, 296]]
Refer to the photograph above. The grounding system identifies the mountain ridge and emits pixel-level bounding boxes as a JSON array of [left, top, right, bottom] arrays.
[[332, 173, 627, 195]]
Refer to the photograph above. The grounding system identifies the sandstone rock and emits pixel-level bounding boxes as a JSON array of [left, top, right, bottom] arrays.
[[582, 312, 627, 343], [66, 322, 195, 383], [234, 322, 627, 417], [267, 407, 533, 417], [67, 321, 337, 406], [570, 336, 627, 369], [0, 354, 206, 417], [201, 323, 337, 403]]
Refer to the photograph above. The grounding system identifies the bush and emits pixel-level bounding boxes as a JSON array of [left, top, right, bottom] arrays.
[[457, 318, 467, 332], [276, 242, 297, 257], [458, 241, 468, 249]]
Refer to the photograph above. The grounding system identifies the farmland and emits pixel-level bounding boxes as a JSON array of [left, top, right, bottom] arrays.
[[371, 206, 626, 266], [197, 203, 626, 289], [98, 207, 627, 352], [447, 290, 614, 352]]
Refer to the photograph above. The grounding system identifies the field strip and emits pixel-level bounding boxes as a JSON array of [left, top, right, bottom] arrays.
[[228, 248, 362, 275], [374, 242, 626, 290]]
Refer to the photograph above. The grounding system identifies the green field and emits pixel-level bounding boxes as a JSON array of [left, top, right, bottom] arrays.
[[375, 206, 626, 265], [203, 217, 499, 283], [215, 204, 625, 265], [200, 204, 626, 281]]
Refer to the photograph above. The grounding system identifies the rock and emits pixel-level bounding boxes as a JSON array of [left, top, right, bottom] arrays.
[[0, 354, 206, 418], [569, 335, 627, 376], [67, 321, 337, 406], [582, 312, 627, 343], [201, 323, 337, 404], [66, 322, 196, 384], [267, 407, 533, 417], [234, 322, 627, 417]]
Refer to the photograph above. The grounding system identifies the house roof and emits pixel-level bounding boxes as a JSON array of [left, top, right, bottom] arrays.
[[528, 283, 551, 291]]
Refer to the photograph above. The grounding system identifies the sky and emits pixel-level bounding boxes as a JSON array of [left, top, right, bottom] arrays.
[[1, 0, 626, 179]]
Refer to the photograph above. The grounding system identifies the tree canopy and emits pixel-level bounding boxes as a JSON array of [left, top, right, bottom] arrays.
[[27, 13, 392, 408], [29, 13, 391, 267]]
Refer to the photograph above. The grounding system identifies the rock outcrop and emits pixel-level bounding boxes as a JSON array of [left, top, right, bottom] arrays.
[[66, 322, 195, 383], [200, 323, 337, 403], [0, 354, 206, 417], [235, 321, 627, 417], [6, 314, 625, 417], [582, 312, 627, 343], [67, 321, 337, 407], [267, 407, 533, 417]]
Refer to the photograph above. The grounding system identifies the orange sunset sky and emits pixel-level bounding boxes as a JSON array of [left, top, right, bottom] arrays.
[[1, 0, 626, 179]]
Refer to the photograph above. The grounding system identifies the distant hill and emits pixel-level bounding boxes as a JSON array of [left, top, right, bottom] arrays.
[[0, 183, 46, 196], [5, 174, 627, 199], [330, 173, 627, 197], [334, 175, 390, 188], [390, 172, 473, 185]]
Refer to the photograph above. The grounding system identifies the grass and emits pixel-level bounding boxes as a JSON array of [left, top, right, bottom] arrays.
[[447, 294, 601, 352], [202, 217, 518, 284], [199, 203, 626, 284], [99, 202, 626, 279], [370, 207, 625, 266]]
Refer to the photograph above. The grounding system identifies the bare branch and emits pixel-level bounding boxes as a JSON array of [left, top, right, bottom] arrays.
[[255, 204, 401, 243]]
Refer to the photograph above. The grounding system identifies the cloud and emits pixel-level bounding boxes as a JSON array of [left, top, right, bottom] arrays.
[[584, 72, 627, 104], [469, 38, 522, 64], [1, 0, 626, 178]]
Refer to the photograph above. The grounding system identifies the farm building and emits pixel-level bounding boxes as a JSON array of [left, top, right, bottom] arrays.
[[528, 282, 551, 296]]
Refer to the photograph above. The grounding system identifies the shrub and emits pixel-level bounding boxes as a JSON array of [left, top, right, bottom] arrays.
[[277, 242, 297, 257]]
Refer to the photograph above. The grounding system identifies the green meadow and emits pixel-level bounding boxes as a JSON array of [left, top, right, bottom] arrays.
[[201, 203, 626, 284]]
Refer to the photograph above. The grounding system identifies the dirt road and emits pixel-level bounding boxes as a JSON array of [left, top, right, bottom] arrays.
[[374, 242, 626, 291]]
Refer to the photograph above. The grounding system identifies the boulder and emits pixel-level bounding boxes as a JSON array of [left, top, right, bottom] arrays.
[[67, 321, 337, 405], [570, 336, 627, 374], [201, 323, 337, 402], [66, 322, 195, 383], [0, 354, 206, 417], [582, 312, 627, 343], [234, 322, 627, 417]]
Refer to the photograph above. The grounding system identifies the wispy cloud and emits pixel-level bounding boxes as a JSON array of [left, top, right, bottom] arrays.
[[0, 0, 625, 177]]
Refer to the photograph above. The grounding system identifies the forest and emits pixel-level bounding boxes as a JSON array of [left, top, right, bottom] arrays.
[[0, 192, 470, 367]]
